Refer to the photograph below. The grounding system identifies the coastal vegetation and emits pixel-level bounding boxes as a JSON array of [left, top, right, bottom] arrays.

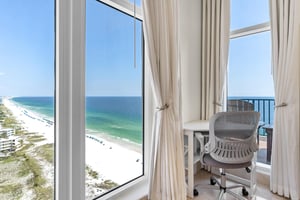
[[0, 183, 23, 199], [0, 105, 17, 128], [96, 180, 118, 190], [86, 165, 99, 179], [86, 165, 118, 195], [1, 99, 142, 199], [0, 104, 53, 199], [36, 144, 54, 164], [0, 105, 24, 136], [27, 135, 47, 143]]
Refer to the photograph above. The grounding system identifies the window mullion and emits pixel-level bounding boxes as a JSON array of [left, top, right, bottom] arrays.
[[230, 22, 270, 39], [56, 0, 86, 199]]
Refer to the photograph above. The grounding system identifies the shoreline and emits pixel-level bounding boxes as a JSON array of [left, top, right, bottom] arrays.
[[9, 97, 142, 154], [2, 97, 54, 143], [86, 129, 142, 154], [2, 97, 143, 187]]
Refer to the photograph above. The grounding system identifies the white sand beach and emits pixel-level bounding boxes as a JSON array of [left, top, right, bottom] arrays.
[[3, 97, 54, 144], [2, 97, 143, 194], [86, 134, 143, 184]]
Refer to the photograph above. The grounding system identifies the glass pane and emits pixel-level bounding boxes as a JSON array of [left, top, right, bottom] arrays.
[[86, 0, 143, 199], [227, 31, 274, 165], [0, 1, 55, 199], [231, 0, 270, 30]]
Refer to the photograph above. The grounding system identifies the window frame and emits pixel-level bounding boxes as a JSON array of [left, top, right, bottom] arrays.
[[230, 22, 270, 39], [55, 0, 150, 199]]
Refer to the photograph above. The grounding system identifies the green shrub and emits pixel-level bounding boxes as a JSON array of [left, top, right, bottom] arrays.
[[95, 180, 118, 190]]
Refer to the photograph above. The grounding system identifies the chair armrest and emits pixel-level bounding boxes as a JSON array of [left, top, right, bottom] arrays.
[[195, 132, 207, 152], [195, 132, 209, 164]]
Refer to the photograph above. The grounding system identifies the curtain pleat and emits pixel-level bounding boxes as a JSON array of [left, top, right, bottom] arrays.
[[143, 0, 186, 199], [269, 0, 300, 199], [200, 0, 230, 120]]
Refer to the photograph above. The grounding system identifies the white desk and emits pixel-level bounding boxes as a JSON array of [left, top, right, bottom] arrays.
[[183, 120, 209, 198]]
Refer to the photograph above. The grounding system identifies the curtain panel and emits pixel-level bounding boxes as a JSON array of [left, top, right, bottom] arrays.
[[269, 0, 300, 199], [142, 0, 186, 199], [199, 0, 230, 120]]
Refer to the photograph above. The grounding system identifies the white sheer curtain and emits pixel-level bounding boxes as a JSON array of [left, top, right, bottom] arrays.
[[269, 0, 300, 199], [200, 0, 230, 120], [143, 0, 186, 199]]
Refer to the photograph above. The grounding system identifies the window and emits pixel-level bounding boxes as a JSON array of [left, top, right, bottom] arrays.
[[85, 0, 144, 199], [0, 1, 54, 199], [1, 0, 146, 199], [228, 0, 274, 165], [54, 0, 147, 199]]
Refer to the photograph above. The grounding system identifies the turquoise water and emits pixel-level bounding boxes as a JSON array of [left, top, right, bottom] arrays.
[[12, 97, 54, 119], [11, 96, 143, 144]]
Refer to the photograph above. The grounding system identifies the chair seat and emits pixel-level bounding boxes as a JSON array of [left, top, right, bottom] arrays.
[[203, 154, 251, 169]]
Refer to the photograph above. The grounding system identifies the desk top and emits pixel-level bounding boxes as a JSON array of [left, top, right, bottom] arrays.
[[183, 120, 209, 131]]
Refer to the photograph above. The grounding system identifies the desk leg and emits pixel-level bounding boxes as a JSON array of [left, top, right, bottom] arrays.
[[187, 130, 194, 198]]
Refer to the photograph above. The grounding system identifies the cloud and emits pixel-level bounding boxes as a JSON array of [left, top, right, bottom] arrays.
[[0, 72, 5, 76]]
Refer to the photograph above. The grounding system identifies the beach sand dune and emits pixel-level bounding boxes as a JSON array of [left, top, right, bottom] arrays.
[[2, 97, 143, 198]]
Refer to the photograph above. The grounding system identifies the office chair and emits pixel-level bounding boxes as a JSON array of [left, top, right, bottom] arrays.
[[195, 111, 260, 200]]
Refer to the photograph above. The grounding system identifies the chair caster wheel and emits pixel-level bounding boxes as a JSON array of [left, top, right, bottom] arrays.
[[193, 189, 199, 196], [210, 177, 217, 185], [242, 188, 248, 196]]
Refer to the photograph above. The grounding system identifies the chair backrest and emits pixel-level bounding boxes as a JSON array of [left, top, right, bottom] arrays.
[[205, 111, 260, 164]]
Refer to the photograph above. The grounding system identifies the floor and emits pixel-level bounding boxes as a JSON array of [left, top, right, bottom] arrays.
[[141, 136, 286, 200], [189, 169, 288, 200]]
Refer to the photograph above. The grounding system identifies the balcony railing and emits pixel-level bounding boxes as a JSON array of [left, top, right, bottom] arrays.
[[228, 97, 275, 164], [227, 97, 275, 125]]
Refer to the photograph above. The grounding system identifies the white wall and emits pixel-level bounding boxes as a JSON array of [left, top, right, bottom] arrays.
[[179, 0, 201, 123]]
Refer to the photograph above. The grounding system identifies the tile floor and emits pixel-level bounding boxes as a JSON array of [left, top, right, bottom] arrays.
[[140, 169, 289, 200], [189, 169, 288, 200]]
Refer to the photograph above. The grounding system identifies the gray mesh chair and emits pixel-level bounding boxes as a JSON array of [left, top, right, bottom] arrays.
[[195, 111, 260, 200]]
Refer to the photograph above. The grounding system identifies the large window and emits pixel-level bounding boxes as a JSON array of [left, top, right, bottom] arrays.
[[85, 0, 143, 199], [228, 0, 274, 165], [0, 1, 55, 199], [0, 0, 146, 199]]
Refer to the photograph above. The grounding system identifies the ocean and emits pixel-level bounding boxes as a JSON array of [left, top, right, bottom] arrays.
[[11, 96, 143, 144], [11, 96, 273, 142]]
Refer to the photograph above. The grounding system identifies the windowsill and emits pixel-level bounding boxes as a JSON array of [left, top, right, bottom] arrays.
[[99, 176, 148, 200], [256, 162, 271, 176], [256, 162, 271, 187]]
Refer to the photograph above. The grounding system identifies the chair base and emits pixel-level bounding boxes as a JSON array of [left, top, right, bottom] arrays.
[[194, 169, 249, 200]]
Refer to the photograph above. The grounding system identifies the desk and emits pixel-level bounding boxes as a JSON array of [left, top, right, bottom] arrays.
[[183, 120, 209, 198]]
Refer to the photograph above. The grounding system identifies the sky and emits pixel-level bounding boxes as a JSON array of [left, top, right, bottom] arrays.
[[86, 0, 142, 96], [0, 1, 54, 96], [0, 0, 142, 97], [0, 0, 273, 97], [229, 0, 274, 97]]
